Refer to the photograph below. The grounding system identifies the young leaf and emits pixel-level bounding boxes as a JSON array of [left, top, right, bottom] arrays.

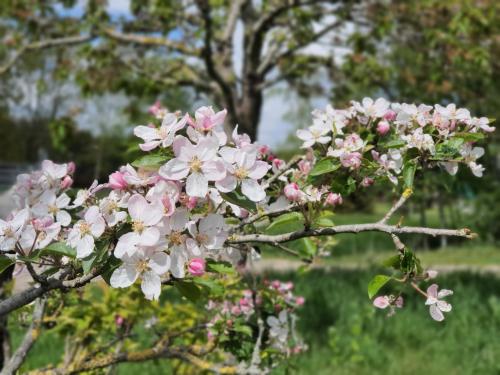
[[367, 275, 392, 299], [220, 191, 257, 212], [0, 256, 14, 275], [175, 280, 202, 302], [206, 260, 235, 275], [403, 160, 417, 189], [382, 255, 401, 269], [42, 242, 77, 258], [309, 158, 340, 177], [265, 212, 304, 234], [132, 154, 169, 168]]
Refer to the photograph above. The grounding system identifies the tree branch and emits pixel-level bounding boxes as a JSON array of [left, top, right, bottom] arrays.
[[228, 223, 475, 245], [1, 297, 46, 375], [379, 189, 413, 224]]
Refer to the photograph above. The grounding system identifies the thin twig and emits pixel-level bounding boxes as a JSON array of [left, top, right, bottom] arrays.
[[379, 189, 413, 224]]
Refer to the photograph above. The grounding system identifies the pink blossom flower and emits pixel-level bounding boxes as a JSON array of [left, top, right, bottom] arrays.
[[108, 171, 128, 190], [361, 177, 374, 187], [383, 110, 397, 121], [188, 258, 205, 276], [284, 183, 301, 202], [60, 176, 73, 189], [325, 192, 343, 207], [373, 295, 404, 316], [425, 284, 453, 322], [298, 160, 312, 175], [187, 106, 228, 145], [67, 161, 76, 175], [134, 113, 187, 151]]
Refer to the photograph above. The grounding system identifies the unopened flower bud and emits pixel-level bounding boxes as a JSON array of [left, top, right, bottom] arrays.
[[188, 258, 205, 276]]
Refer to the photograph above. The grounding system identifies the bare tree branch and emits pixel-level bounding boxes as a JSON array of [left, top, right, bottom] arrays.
[[1, 297, 46, 375], [379, 189, 413, 224]]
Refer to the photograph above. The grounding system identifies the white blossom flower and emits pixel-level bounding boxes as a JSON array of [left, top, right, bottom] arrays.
[[216, 147, 271, 202], [353, 97, 389, 119], [296, 122, 331, 148], [401, 128, 435, 154], [67, 206, 105, 258], [99, 191, 129, 227], [134, 112, 187, 151], [435, 104, 471, 122], [72, 180, 103, 208], [110, 248, 170, 300], [114, 194, 164, 258], [32, 191, 72, 226], [395, 103, 432, 126], [186, 106, 228, 146], [0, 209, 29, 251], [122, 165, 159, 187], [267, 310, 289, 343], [186, 213, 228, 255], [159, 136, 226, 197], [425, 284, 453, 322]]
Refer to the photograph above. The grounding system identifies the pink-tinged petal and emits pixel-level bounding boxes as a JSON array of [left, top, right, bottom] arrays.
[[84, 206, 101, 224], [56, 193, 70, 208], [138, 227, 160, 247], [139, 140, 161, 152], [373, 296, 390, 309], [241, 179, 266, 202], [12, 208, 29, 229], [437, 300, 452, 312], [197, 137, 219, 161], [296, 129, 312, 141], [110, 264, 138, 288], [429, 304, 445, 322], [215, 175, 237, 193], [56, 210, 71, 227], [427, 284, 439, 299], [186, 172, 208, 198], [140, 202, 164, 227], [134, 125, 159, 141], [76, 235, 94, 258], [128, 194, 148, 221], [202, 160, 226, 181], [177, 142, 197, 162], [141, 271, 162, 300], [213, 129, 227, 146], [159, 159, 189, 181], [219, 147, 237, 164], [149, 252, 170, 275], [247, 161, 271, 180], [172, 135, 190, 157], [115, 232, 139, 258], [170, 209, 188, 231], [438, 289, 453, 298], [395, 296, 404, 308], [211, 108, 227, 127]]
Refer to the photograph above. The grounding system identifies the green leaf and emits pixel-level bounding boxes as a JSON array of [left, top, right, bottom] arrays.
[[454, 132, 484, 142], [294, 238, 317, 258], [42, 242, 77, 258], [367, 275, 392, 299], [383, 139, 406, 149], [131, 154, 169, 168], [401, 248, 416, 273], [206, 260, 235, 275], [313, 211, 335, 228], [192, 277, 224, 295], [382, 255, 401, 269], [175, 280, 202, 302], [81, 241, 110, 274], [0, 256, 14, 275], [403, 160, 417, 189], [101, 256, 122, 285], [265, 212, 304, 234], [233, 324, 253, 337], [220, 191, 257, 213], [309, 158, 340, 177]]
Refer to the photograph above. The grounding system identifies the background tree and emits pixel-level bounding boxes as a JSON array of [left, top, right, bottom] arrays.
[[0, 0, 358, 140]]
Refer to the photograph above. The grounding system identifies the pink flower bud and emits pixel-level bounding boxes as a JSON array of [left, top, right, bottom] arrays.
[[361, 177, 374, 187], [295, 296, 305, 306], [66, 161, 76, 175], [284, 183, 301, 201], [383, 110, 396, 121], [115, 315, 124, 327], [325, 192, 343, 207], [108, 171, 128, 190], [272, 158, 284, 171], [188, 258, 205, 276], [259, 145, 271, 156], [298, 160, 312, 175], [373, 296, 390, 309], [60, 175, 73, 189], [377, 120, 390, 135], [271, 280, 281, 289]]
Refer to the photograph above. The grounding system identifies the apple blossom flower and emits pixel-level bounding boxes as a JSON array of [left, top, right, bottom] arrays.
[[283, 183, 302, 202], [468, 116, 495, 133], [353, 97, 390, 119], [41, 160, 68, 182], [60, 176, 73, 189], [395, 103, 433, 126], [328, 133, 365, 169], [383, 110, 397, 121], [372, 150, 402, 185], [361, 177, 374, 187], [296, 122, 331, 149], [159, 136, 226, 198], [425, 284, 453, 322], [186, 213, 228, 255], [216, 146, 271, 202], [188, 258, 205, 276], [148, 100, 168, 119], [401, 128, 435, 154], [72, 180, 104, 208], [325, 192, 342, 207], [440, 143, 485, 177], [0, 208, 29, 251], [435, 103, 471, 123], [267, 310, 289, 343], [32, 191, 72, 226], [67, 206, 105, 258], [186, 106, 228, 145], [114, 194, 164, 258], [373, 295, 404, 317], [99, 191, 129, 227], [232, 126, 252, 148], [134, 112, 187, 151], [110, 248, 170, 300], [19, 218, 61, 251], [297, 160, 312, 175], [122, 165, 159, 187], [108, 171, 128, 190]]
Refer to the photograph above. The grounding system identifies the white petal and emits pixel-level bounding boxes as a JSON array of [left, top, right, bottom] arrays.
[[248, 161, 271, 180], [438, 289, 453, 298], [141, 271, 162, 300], [76, 235, 94, 258], [134, 125, 159, 141], [186, 172, 208, 197], [91, 217, 106, 238], [149, 252, 171, 275], [429, 304, 445, 322], [170, 250, 186, 278], [241, 179, 266, 202], [138, 227, 160, 247], [437, 300, 452, 312], [202, 160, 226, 181], [115, 232, 139, 258], [215, 175, 237, 193], [56, 210, 71, 227], [159, 159, 190, 180], [110, 264, 138, 288]]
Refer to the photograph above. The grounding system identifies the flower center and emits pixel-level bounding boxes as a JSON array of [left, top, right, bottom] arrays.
[[169, 231, 184, 246], [136, 259, 149, 273], [234, 166, 248, 180], [189, 157, 202, 172], [196, 233, 209, 245], [132, 220, 145, 234], [79, 222, 91, 236], [311, 129, 321, 139], [3, 227, 14, 238], [48, 205, 59, 215]]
